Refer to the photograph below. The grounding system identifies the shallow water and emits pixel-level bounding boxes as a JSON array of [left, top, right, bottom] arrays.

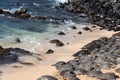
[[0, 0, 89, 51]]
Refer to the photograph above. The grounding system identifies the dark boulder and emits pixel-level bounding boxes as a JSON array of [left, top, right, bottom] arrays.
[[0, 9, 3, 14], [46, 49, 54, 54], [15, 38, 21, 43], [70, 26, 77, 30], [50, 39, 64, 47], [82, 27, 91, 31], [0, 46, 41, 65], [14, 8, 27, 16], [77, 31, 82, 34], [18, 13, 30, 19], [58, 31, 66, 35]]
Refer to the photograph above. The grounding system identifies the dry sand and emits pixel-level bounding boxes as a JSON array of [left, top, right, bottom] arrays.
[[1, 24, 120, 80]]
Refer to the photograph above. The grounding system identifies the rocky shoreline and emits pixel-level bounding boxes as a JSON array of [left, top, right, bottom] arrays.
[[56, 0, 120, 31], [37, 32, 120, 80], [0, 46, 41, 65], [0, 0, 120, 80]]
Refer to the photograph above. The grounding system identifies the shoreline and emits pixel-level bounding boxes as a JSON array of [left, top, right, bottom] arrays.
[[1, 23, 118, 80]]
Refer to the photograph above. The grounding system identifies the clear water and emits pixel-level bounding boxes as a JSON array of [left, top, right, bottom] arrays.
[[0, 0, 88, 51]]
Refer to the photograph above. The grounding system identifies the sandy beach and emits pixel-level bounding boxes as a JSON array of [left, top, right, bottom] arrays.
[[1, 24, 119, 80]]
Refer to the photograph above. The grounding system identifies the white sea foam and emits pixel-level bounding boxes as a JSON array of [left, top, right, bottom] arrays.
[[33, 3, 40, 7], [3, 6, 23, 13], [55, 0, 68, 3], [22, 35, 41, 52]]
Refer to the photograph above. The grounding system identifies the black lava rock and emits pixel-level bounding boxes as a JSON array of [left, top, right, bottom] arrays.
[[58, 31, 66, 35], [46, 49, 54, 54]]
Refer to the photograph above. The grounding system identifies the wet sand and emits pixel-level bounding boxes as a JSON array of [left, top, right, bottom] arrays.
[[1, 24, 119, 80]]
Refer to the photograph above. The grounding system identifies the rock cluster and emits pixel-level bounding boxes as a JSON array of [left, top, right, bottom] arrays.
[[57, 0, 120, 31], [48, 32, 120, 80], [0, 8, 65, 24], [0, 46, 41, 65], [50, 39, 64, 47]]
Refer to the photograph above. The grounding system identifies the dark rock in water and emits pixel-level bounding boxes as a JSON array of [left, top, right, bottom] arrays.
[[70, 26, 77, 30], [32, 16, 46, 20], [18, 13, 30, 19], [15, 38, 21, 43], [58, 31, 66, 35], [3, 11, 12, 16], [77, 31, 82, 34], [14, 8, 27, 16], [0, 9, 3, 14], [13, 8, 30, 19], [46, 49, 54, 54], [115, 68, 120, 74], [82, 27, 91, 31], [37, 75, 57, 80]]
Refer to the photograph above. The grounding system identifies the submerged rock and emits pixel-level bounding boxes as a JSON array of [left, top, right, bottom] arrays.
[[15, 38, 21, 43], [0, 9, 3, 14]]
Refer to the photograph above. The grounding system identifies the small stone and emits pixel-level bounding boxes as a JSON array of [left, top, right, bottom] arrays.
[[58, 31, 66, 35], [56, 41, 64, 47], [70, 26, 77, 29], [82, 27, 91, 31], [15, 38, 21, 43], [77, 31, 82, 34], [92, 26, 96, 28], [50, 39, 64, 47], [50, 39, 60, 43], [46, 49, 54, 54]]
